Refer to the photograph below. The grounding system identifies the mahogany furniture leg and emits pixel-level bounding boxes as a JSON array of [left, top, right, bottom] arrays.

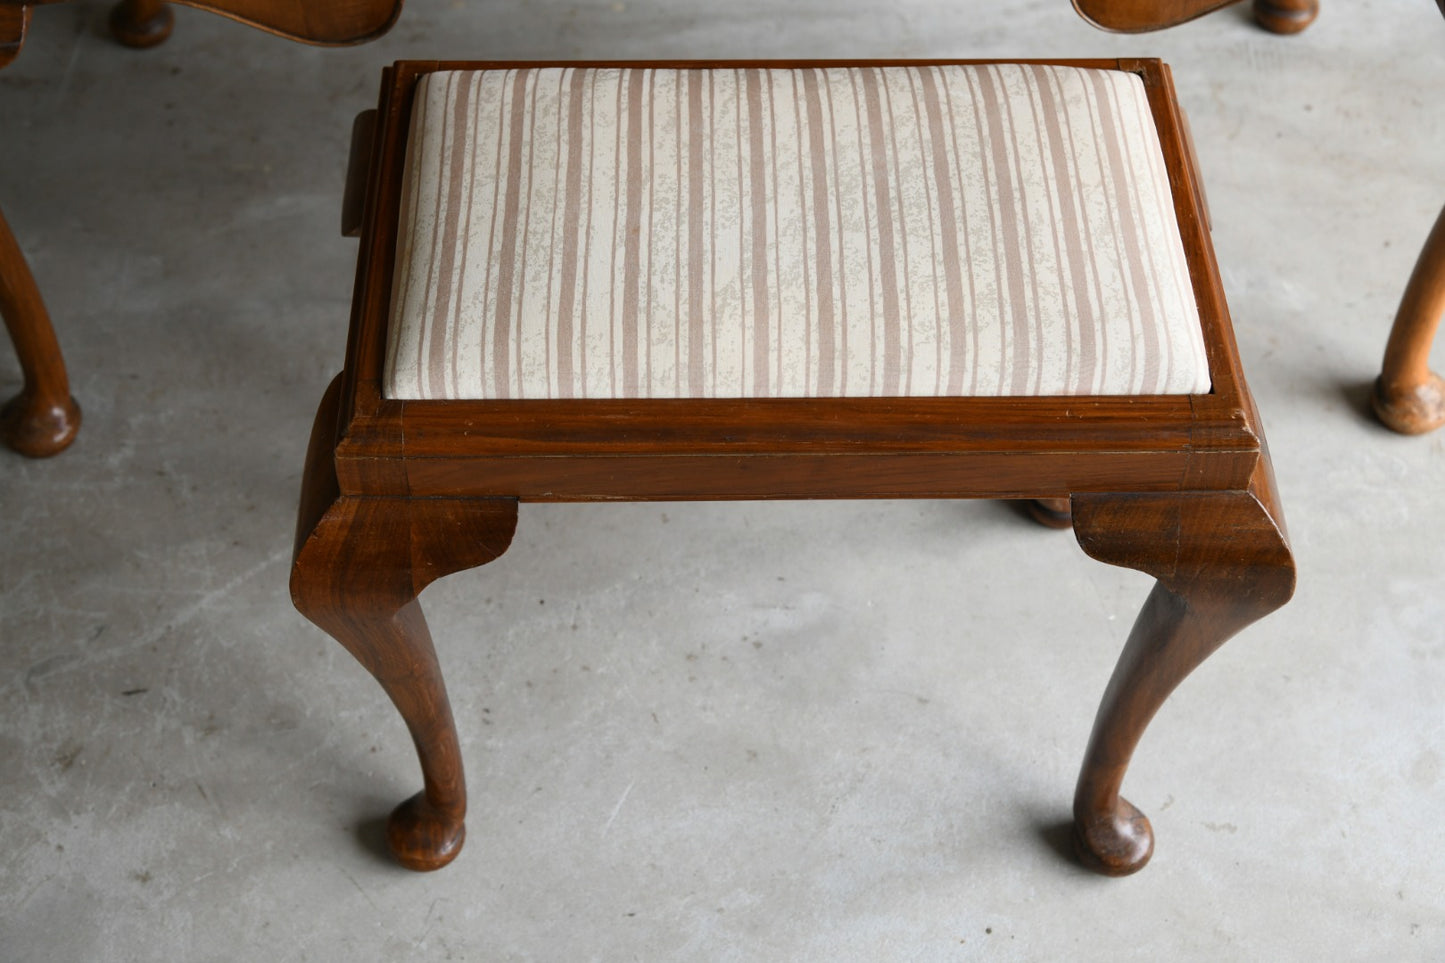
[[1252, 0, 1319, 34], [109, 0, 175, 49], [1068, 460, 1295, 875], [290, 376, 519, 871], [1373, 203, 1445, 434], [0, 202, 81, 458]]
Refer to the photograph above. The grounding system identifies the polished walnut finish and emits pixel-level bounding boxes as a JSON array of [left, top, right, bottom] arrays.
[[1073, 0, 1318, 33], [292, 59, 1295, 876], [1366, 3, 1444, 435], [1374, 205, 1445, 434], [0, 201, 80, 457], [104, 0, 402, 48]]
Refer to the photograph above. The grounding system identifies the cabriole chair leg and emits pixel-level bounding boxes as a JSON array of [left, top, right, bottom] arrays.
[[0, 203, 80, 458], [1374, 204, 1445, 435], [290, 376, 519, 870]]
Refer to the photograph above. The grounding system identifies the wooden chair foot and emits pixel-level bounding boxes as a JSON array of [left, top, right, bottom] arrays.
[[0, 389, 80, 457], [290, 376, 518, 871], [1069, 461, 1295, 876], [388, 791, 466, 871], [1073, 795, 1153, 876], [1, 202, 80, 457], [1252, 0, 1318, 34], [1373, 372, 1445, 435], [109, 0, 174, 48], [1376, 204, 1445, 435]]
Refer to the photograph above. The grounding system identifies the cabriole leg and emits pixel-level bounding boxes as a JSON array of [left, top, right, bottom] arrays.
[[1068, 461, 1295, 875], [0, 202, 80, 458], [1374, 203, 1445, 434], [290, 376, 518, 871]]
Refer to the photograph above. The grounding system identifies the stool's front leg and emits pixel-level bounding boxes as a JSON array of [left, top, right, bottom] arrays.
[[1068, 461, 1294, 875], [290, 377, 518, 871]]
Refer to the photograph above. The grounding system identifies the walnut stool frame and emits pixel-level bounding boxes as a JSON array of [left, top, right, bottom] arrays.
[[291, 59, 1296, 877]]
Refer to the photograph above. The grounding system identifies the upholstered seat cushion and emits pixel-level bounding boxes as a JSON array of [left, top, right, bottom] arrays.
[[384, 64, 1210, 400]]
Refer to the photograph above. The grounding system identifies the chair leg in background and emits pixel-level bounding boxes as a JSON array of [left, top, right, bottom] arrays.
[[0, 203, 80, 458]]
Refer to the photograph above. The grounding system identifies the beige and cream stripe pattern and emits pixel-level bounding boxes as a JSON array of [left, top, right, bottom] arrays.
[[384, 64, 1210, 400]]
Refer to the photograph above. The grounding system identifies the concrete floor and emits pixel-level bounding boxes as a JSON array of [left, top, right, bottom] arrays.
[[3, 0, 1443, 958]]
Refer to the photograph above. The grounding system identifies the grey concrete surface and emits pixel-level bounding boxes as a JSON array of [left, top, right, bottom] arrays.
[[2, 0, 1443, 959]]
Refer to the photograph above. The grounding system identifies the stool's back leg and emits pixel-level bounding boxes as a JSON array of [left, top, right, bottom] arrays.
[[290, 376, 518, 871], [1024, 497, 1074, 529], [1068, 461, 1295, 875], [1374, 203, 1445, 434]]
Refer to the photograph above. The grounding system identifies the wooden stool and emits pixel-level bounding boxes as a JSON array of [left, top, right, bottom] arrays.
[[291, 59, 1296, 877]]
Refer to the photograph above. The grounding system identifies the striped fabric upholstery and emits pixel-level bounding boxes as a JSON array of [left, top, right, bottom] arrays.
[[384, 64, 1210, 400]]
